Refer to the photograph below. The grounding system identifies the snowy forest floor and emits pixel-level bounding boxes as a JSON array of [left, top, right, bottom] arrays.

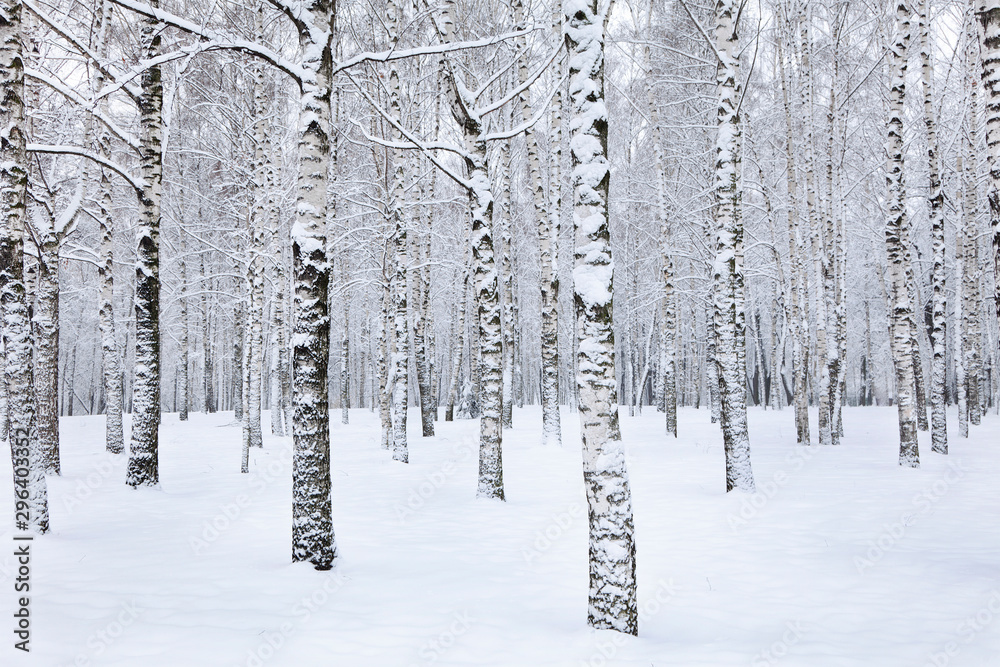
[[2, 405, 1000, 666]]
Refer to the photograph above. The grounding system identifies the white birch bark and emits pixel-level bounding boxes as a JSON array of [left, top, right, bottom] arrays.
[[918, 0, 947, 454], [438, 0, 504, 499], [885, 0, 920, 468], [978, 0, 1000, 366], [93, 0, 124, 451], [713, 0, 756, 491], [777, 22, 809, 444], [567, 0, 637, 633], [289, 0, 338, 569], [1, 0, 48, 532], [126, 0, 164, 487]]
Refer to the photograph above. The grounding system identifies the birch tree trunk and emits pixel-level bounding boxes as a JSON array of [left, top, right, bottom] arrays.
[[499, 147, 515, 431], [777, 25, 809, 444], [644, 33, 677, 437], [32, 237, 60, 473], [93, 0, 124, 450], [244, 37, 266, 451], [885, 0, 920, 468], [541, 4, 563, 446], [126, 0, 164, 487], [978, 0, 1000, 360], [713, 0, 756, 491], [438, 1, 504, 499], [1, 0, 49, 531], [289, 0, 338, 569], [919, 0, 947, 454], [956, 144, 969, 438], [387, 0, 408, 464], [178, 244, 188, 422], [271, 251, 288, 435], [567, 0, 637, 634]]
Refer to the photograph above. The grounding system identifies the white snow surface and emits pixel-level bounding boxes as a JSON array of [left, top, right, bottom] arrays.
[[3, 406, 1000, 666]]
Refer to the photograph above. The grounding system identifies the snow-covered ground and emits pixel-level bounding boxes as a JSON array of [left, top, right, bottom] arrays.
[[2, 404, 999, 666]]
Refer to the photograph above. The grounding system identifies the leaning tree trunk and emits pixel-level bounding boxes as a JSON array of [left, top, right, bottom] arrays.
[[1, 0, 49, 532], [127, 0, 163, 488], [919, 0, 947, 454], [713, 0, 756, 492], [566, 0, 637, 634], [885, 0, 919, 468], [289, 1, 338, 570]]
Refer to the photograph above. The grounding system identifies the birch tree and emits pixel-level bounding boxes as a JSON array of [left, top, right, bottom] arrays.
[[712, 0, 755, 490], [2, 0, 50, 532], [567, 0, 637, 634], [885, 0, 920, 468]]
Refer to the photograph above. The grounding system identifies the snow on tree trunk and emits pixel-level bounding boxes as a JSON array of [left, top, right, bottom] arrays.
[[234, 299, 244, 421], [201, 254, 214, 414], [919, 0, 947, 454], [777, 26, 809, 444], [438, 3, 504, 499], [387, 3, 408, 463], [498, 143, 515, 431], [271, 245, 289, 436], [31, 237, 60, 474], [1, 0, 49, 532], [244, 41, 266, 452], [566, 0, 637, 634], [445, 272, 469, 422], [540, 3, 563, 447], [644, 36, 677, 438], [127, 0, 164, 487], [798, 7, 833, 448], [290, 1, 337, 569], [178, 247, 188, 422], [413, 155, 434, 437], [93, 0, 124, 448], [956, 141, 969, 438], [712, 0, 756, 492], [979, 0, 1000, 364], [341, 298, 350, 425], [885, 0, 920, 468]]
